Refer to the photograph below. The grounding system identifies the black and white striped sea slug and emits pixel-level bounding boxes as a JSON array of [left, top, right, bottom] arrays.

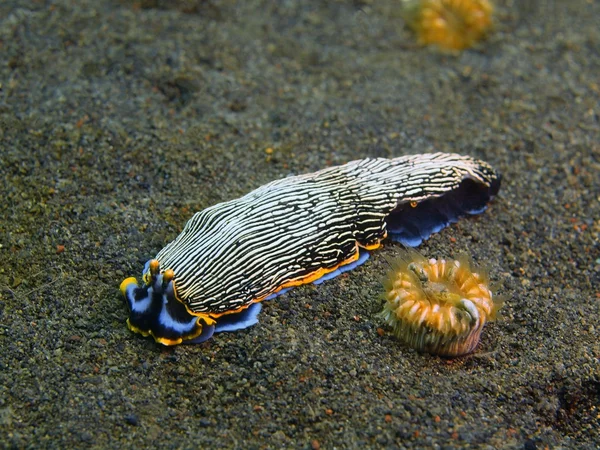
[[121, 153, 501, 345]]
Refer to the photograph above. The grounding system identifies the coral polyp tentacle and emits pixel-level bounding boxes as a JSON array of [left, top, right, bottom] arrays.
[[402, 0, 494, 51], [381, 249, 501, 357]]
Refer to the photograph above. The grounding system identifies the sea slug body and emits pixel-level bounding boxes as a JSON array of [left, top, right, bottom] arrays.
[[380, 249, 502, 356], [121, 153, 501, 345]]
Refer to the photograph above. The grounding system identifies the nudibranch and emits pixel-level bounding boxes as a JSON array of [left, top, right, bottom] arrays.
[[380, 250, 502, 356], [401, 0, 494, 51], [121, 153, 501, 345]]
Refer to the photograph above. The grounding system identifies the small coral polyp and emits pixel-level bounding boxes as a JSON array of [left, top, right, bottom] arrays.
[[381, 250, 501, 357], [403, 0, 493, 51]]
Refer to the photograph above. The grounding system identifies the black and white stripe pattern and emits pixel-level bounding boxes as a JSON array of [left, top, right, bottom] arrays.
[[154, 153, 499, 314]]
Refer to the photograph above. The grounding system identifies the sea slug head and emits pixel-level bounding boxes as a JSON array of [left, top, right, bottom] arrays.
[[380, 249, 502, 357], [120, 259, 216, 345]]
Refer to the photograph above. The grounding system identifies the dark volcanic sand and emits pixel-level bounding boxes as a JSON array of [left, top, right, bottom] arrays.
[[1, 0, 598, 448]]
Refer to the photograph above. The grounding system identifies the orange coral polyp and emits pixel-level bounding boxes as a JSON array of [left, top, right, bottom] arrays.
[[381, 250, 501, 357], [404, 0, 494, 51]]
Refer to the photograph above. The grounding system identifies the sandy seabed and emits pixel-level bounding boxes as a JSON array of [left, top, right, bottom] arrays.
[[0, 1, 598, 448]]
